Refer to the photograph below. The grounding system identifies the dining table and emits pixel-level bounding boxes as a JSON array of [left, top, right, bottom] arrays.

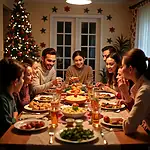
[[0, 87, 150, 150]]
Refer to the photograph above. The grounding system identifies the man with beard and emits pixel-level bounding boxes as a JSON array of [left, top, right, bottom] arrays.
[[32, 48, 62, 94]]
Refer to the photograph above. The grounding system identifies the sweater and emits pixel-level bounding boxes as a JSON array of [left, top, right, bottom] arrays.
[[32, 63, 56, 94], [123, 76, 150, 135], [65, 65, 93, 85]]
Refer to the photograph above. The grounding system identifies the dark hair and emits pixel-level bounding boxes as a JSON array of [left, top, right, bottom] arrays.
[[106, 52, 121, 87], [102, 46, 116, 53], [42, 48, 56, 58], [72, 50, 85, 60], [0, 59, 24, 91], [123, 48, 150, 79]]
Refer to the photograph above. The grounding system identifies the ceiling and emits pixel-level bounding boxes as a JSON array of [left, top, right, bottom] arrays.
[[24, 0, 138, 4]]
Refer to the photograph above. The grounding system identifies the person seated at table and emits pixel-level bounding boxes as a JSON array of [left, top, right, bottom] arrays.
[[117, 67, 134, 111], [16, 62, 34, 114], [0, 59, 24, 137], [65, 50, 93, 85], [101, 45, 116, 62], [120, 48, 150, 135], [96, 52, 121, 95], [23, 57, 39, 76], [32, 48, 62, 94]]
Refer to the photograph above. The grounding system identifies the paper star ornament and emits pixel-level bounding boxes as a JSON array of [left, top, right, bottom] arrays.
[[52, 6, 58, 13], [40, 28, 46, 34], [109, 27, 115, 33]]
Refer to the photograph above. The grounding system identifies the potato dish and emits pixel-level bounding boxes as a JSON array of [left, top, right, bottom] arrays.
[[29, 101, 51, 110], [62, 107, 86, 114]]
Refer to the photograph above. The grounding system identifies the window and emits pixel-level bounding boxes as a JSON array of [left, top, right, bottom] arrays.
[[50, 15, 102, 82], [135, 4, 150, 56]]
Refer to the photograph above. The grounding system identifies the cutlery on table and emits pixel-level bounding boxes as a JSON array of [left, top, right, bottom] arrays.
[[48, 128, 55, 144], [100, 130, 108, 145]]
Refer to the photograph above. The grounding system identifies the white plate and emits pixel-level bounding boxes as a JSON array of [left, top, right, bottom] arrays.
[[101, 103, 125, 111], [34, 95, 53, 102], [97, 92, 115, 99], [14, 119, 48, 131], [61, 106, 87, 118], [100, 118, 123, 127], [55, 128, 98, 143], [24, 104, 49, 112]]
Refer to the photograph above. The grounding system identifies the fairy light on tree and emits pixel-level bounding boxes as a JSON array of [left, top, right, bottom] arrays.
[[4, 0, 40, 61]]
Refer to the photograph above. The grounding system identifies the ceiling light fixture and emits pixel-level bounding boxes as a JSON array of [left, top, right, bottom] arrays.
[[66, 0, 92, 5]]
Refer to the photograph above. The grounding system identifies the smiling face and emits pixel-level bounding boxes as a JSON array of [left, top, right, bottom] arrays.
[[74, 55, 85, 69], [106, 57, 117, 74], [42, 54, 56, 70], [24, 66, 33, 85]]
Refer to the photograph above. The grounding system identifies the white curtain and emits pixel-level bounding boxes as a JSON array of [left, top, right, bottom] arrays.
[[135, 4, 150, 57]]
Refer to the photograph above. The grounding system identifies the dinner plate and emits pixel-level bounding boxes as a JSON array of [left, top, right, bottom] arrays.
[[55, 129, 98, 143], [65, 95, 86, 104], [24, 104, 49, 112], [100, 118, 123, 127], [61, 106, 87, 118], [66, 90, 85, 95], [101, 103, 126, 111], [97, 92, 115, 99], [34, 95, 53, 102], [14, 118, 48, 131]]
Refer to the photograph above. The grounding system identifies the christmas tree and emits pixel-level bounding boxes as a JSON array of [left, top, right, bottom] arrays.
[[4, 0, 40, 61]]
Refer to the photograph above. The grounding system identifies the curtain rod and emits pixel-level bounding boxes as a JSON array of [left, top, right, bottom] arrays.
[[129, 0, 149, 9]]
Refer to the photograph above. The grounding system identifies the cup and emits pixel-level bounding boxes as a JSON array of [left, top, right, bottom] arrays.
[[91, 110, 100, 128], [66, 118, 75, 127], [50, 107, 59, 128]]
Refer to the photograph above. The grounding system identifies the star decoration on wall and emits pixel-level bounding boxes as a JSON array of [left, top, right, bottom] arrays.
[[107, 14, 112, 21], [64, 6, 70, 12], [107, 38, 113, 44], [109, 27, 115, 33], [40, 42, 46, 48], [84, 8, 89, 13], [97, 8, 103, 14], [52, 6, 58, 13], [41, 16, 48, 22], [40, 28, 46, 34]]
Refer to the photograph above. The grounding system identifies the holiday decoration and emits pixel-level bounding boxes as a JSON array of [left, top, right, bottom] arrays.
[[107, 14, 112, 21], [40, 28, 46, 34], [40, 42, 46, 48], [4, 0, 40, 61], [109, 27, 115, 33], [97, 8, 103, 14], [64, 6, 70, 12], [107, 38, 113, 44], [52, 6, 58, 13], [41, 16, 48, 22], [84, 8, 89, 13]]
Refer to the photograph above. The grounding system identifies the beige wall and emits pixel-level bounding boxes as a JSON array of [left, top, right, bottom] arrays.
[[25, 2, 131, 50], [0, 0, 13, 59], [25, 1, 131, 75]]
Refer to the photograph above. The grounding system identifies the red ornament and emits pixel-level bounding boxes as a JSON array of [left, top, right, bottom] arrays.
[[64, 6, 70, 12], [18, 51, 22, 57], [24, 35, 28, 40]]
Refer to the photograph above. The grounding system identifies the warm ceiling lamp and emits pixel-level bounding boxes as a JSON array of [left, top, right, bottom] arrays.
[[66, 0, 92, 5]]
